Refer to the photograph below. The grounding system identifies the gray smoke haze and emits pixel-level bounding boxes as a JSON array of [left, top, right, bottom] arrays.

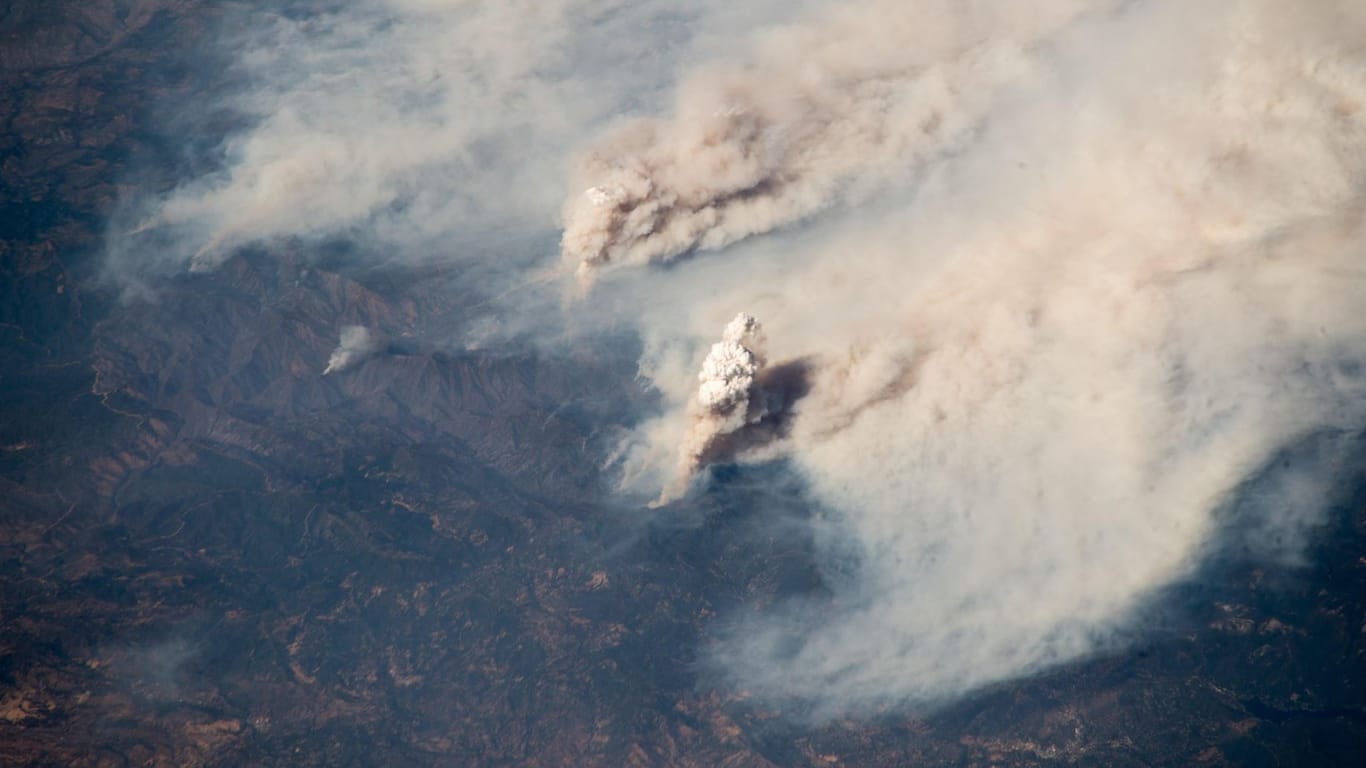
[[111, 0, 1366, 716]]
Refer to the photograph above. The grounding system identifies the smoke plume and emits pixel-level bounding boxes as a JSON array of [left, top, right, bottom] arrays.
[[110, 0, 1366, 716], [105, 0, 801, 282], [322, 325, 378, 375], [560, 0, 1116, 285], [598, 0, 1366, 712], [657, 312, 766, 504]]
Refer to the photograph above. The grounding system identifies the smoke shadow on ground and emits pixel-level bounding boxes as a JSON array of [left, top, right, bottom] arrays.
[[697, 357, 815, 469]]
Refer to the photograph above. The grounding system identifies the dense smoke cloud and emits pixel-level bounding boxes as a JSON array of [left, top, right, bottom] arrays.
[[560, 0, 1114, 285], [603, 0, 1366, 711], [111, 0, 1366, 716], [322, 325, 378, 375]]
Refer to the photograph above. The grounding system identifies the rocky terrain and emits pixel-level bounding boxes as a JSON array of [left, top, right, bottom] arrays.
[[1, 2, 1364, 765]]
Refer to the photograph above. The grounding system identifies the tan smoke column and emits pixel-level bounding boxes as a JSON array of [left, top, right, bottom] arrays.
[[656, 312, 766, 504], [560, 0, 1117, 286], [599, 0, 1366, 710]]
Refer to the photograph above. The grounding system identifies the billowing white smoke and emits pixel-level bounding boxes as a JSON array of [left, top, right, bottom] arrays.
[[597, 0, 1366, 712], [696, 313, 764, 413], [323, 325, 378, 375], [658, 312, 766, 503]]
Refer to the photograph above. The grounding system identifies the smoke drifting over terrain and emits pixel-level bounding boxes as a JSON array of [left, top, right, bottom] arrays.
[[561, 0, 1110, 284], [105, 0, 806, 279], [596, 0, 1366, 710], [322, 325, 378, 375], [116, 0, 1366, 714]]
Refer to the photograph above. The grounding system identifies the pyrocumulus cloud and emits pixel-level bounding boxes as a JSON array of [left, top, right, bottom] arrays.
[[656, 312, 766, 504]]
